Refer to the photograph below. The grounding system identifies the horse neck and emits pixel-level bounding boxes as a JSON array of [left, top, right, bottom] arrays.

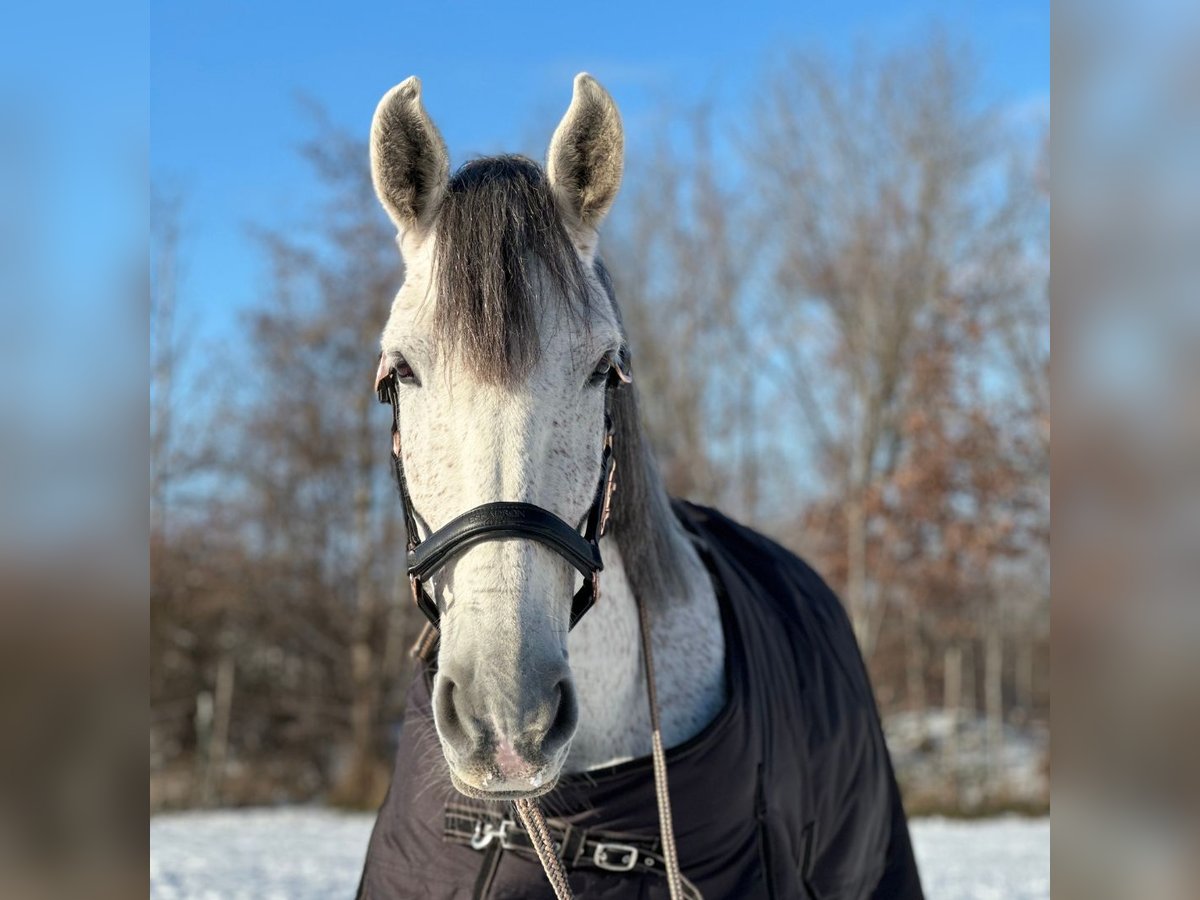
[[563, 527, 727, 772]]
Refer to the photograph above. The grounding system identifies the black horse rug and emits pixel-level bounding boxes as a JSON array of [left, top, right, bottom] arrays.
[[358, 502, 923, 899]]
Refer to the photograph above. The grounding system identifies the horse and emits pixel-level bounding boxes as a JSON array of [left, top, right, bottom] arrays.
[[357, 73, 922, 900]]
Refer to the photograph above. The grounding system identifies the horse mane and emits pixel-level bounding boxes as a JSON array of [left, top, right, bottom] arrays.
[[432, 155, 692, 603], [593, 260, 693, 603]]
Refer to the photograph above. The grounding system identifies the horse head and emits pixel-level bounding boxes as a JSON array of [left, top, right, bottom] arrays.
[[370, 74, 626, 798]]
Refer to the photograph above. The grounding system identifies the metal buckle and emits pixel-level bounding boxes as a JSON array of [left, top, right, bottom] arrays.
[[470, 817, 517, 851], [593, 841, 639, 872]]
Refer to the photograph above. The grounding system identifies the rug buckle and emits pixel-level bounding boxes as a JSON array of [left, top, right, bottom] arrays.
[[593, 841, 639, 872], [470, 817, 516, 851]]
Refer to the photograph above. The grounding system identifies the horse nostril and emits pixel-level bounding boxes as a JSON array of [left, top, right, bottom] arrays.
[[433, 674, 471, 752], [541, 677, 578, 756]]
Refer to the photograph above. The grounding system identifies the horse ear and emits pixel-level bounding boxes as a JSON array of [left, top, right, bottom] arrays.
[[547, 73, 624, 239], [370, 77, 449, 236]]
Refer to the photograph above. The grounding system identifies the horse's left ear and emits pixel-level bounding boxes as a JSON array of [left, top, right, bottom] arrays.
[[547, 73, 624, 245]]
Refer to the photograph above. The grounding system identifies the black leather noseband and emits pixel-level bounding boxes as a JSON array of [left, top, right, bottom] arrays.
[[376, 356, 627, 632]]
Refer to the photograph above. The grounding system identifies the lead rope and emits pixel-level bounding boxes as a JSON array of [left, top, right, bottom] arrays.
[[511, 592, 687, 900], [513, 797, 574, 900], [636, 593, 687, 900]]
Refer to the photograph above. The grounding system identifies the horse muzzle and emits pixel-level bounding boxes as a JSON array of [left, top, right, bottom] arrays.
[[433, 660, 579, 799]]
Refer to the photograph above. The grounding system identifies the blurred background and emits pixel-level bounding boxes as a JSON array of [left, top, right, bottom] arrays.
[[47, 0, 1200, 897], [149, 1, 1049, 821]]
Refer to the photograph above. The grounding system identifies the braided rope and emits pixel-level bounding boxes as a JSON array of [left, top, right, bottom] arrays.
[[636, 596, 686, 900], [513, 797, 574, 900], [509, 594, 690, 900]]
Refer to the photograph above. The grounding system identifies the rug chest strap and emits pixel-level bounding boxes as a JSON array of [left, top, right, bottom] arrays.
[[444, 804, 703, 900]]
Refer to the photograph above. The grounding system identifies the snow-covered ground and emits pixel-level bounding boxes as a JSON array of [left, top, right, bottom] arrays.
[[150, 808, 1048, 899], [909, 816, 1049, 899]]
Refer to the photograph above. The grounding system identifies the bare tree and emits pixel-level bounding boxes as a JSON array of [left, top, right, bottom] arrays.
[[150, 187, 183, 539], [751, 36, 1037, 660], [609, 106, 766, 519], [232, 108, 419, 806]]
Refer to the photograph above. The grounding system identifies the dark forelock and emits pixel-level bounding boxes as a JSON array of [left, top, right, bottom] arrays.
[[433, 156, 588, 384]]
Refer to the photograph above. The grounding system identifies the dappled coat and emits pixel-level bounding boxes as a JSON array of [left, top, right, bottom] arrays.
[[358, 503, 923, 899]]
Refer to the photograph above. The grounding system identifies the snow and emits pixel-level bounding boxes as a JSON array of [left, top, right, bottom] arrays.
[[150, 808, 1049, 899], [909, 817, 1049, 900], [151, 808, 371, 900]]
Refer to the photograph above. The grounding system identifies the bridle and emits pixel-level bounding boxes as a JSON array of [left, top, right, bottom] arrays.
[[374, 352, 632, 633]]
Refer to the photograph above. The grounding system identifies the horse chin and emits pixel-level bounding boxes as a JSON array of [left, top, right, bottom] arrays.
[[449, 770, 559, 801], [441, 735, 571, 800]]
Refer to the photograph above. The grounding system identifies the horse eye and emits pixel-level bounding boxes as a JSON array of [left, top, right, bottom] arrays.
[[394, 358, 419, 386], [588, 355, 613, 387]]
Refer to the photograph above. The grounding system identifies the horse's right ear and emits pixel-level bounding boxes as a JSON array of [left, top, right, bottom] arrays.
[[370, 77, 450, 237]]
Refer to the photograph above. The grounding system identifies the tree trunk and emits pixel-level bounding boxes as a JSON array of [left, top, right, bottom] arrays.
[[1016, 639, 1034, 722], [345, 389, 381, 806], [905, 605, 927, 715], [985, 625, 1004, 792], [739, 373, 759, 523], [150, 189, 181, 540], [349, 641, 375, 766], [199, 652, 235, 807], [192, 690, 212, 806], [961, 639, 977, 716], [943, 644, 962, 807], [846, 433, 871, 654]]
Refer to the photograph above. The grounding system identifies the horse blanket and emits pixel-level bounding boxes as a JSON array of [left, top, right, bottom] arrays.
[[357, 502, 923, 899]]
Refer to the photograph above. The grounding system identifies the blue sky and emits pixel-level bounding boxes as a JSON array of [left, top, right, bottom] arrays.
[[151, 1, 1048, 349]]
